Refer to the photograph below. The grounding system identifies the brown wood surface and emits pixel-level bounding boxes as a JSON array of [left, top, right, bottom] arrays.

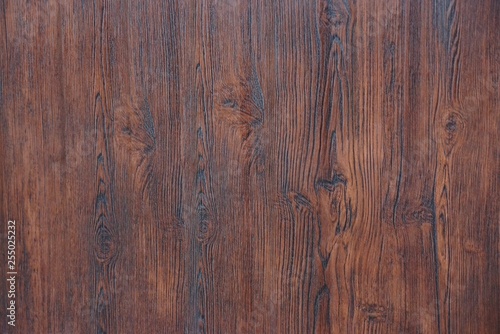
[[1, 0, 499, 333]]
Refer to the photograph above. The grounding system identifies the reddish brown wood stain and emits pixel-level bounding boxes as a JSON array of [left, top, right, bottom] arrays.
[[0, 0, 499, 333]]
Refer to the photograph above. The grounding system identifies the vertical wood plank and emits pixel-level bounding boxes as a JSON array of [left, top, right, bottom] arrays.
[[0, 1, 498, 333]]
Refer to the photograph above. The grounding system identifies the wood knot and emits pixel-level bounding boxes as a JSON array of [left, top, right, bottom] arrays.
[[441, 109, 465, 155], [403, 205, 434, 225], [445, 117, 458, 133], [94, 223, 118, 262], [196, 202, 217, 243], [358, 303, 391, 323], [215, 71, 264, 129], [319, 0, 348, 30], [114, 102, 156, 155], [197, 219, 217, 243], [464, 240, 484, 255], [315, 174, 347, 192], [288, 191, 313, 211]]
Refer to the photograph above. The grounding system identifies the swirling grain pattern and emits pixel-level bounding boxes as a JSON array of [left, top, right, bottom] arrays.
[[0, 0, 498, 333]]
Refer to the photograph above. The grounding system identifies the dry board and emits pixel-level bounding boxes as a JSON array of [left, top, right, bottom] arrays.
[[0, 0, 499, 333]]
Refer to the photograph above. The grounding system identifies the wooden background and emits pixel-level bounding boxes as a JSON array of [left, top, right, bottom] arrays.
[[1, 0, 499, 333]]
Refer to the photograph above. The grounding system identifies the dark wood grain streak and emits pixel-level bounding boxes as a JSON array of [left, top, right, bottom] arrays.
[[1, 0, 498, 333]]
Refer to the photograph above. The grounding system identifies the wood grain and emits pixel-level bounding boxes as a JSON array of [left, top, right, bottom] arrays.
[[1, 0, 498, 333]]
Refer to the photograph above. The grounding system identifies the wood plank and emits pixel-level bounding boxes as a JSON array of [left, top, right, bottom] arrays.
[[0, 0, 498, 333]]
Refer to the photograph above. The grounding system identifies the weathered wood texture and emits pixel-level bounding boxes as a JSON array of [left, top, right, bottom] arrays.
[[1, 0, 499, 333]]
